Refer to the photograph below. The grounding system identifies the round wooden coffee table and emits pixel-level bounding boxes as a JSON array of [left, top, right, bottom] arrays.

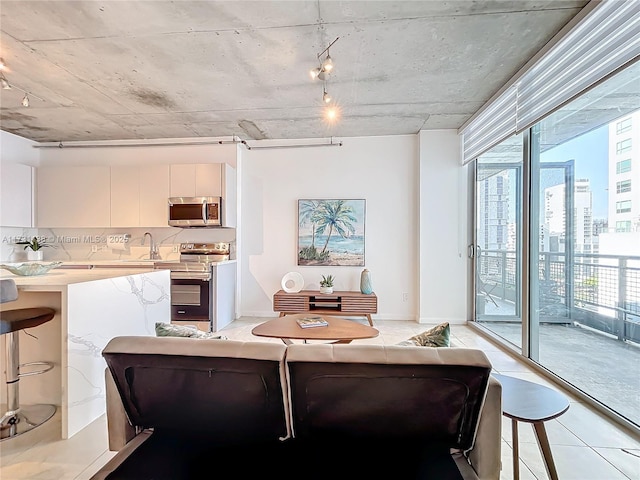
[[251, 314, 379, 345], [493, 374, 570, 480]]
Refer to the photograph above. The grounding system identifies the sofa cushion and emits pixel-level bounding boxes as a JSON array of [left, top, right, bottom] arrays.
[[102, 336, 290, 442], [155, 322, 227, 339], [285, 344, 492, 452], [396, 321, 450, 347]]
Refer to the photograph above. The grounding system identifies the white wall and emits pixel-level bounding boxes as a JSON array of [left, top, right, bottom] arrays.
[[239, 135, 421, 320], [419, 130, 470, 324]]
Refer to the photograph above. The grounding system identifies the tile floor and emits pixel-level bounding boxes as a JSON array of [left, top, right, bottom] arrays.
[[0, 317, 639, 480]]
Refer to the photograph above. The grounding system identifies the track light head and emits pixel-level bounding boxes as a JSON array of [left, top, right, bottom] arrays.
[[21, 93, 29, 107], [324, 105, 339, 123], [323, 90, 331, 104], [322, 54, 333, 72], [310, 67, 321, 80], [0, 73, 10, 90]]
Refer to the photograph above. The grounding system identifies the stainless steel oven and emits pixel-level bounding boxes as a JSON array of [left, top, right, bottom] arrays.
[[170, 271, 211, 322], [156, 243, 230, 330]]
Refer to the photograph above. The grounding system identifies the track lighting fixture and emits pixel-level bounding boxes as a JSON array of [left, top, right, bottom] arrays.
[[310, 37, 340, 116], [0, 58, 9, 89], [324, 105, 340, 124], [0, 73, 10, 90], [309, 37, 339, 82], [0, 57, 44, 106]]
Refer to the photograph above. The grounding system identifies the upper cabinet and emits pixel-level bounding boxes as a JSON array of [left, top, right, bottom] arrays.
[[37, 166, 110, 227], [35, 162, 234, 228], [111, 165, 169, 227], [0, 163, 33, 227], [170, 163, 223, 197]]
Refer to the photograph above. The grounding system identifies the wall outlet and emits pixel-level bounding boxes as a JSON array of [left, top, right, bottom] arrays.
[[402, 292, 408, 302], [91, 245, 98, 253], [172, 245, 179, 253]]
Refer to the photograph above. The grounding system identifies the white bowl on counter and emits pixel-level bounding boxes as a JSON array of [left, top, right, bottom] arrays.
[[0, 261, 63, 276]]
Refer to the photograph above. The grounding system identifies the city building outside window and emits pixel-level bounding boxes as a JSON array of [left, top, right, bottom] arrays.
[[616, 138, 632, 154], [616, 159, 631, 174], [616, 179, 632, 193], [615, 200, 632, 214], [616, 117, 632, 134]]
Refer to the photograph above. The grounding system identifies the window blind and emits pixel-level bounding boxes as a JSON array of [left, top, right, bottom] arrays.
[[516, 0, 640, 132], [460, 0, 640, 166]]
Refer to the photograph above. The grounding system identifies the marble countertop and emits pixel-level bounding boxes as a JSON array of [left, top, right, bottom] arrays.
[[0, 266, 163, 288], [55, 259, 237, 268]]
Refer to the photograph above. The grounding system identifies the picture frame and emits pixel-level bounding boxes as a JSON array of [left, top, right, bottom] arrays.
[[297, 199, 365, 266]]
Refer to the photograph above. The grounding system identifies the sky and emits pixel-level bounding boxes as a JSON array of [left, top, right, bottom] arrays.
[[540, 124, 610, 219]]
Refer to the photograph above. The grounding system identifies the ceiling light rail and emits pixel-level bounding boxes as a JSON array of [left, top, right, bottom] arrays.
[[241, 138, 343, 150], [33, 136, 244, 149]]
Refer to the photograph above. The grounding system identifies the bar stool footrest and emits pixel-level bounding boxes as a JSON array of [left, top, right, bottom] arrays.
[[19, 361, 54, 377]]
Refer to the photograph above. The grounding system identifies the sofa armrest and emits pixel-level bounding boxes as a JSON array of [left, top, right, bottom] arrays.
[[468, 376, 502, 480], [105, 367, 138, 451]]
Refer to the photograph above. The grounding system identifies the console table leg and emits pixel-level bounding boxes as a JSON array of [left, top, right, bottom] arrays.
[[512, 419, 520, 480], [533, 422, 559, 480], [365, 314, 373, 326]]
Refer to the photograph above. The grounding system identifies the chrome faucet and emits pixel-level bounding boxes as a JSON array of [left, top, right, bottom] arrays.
[[142, 232, 161, 260]]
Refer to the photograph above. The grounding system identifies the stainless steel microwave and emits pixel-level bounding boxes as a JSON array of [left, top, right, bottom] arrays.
[[168, 196, 222, 227]]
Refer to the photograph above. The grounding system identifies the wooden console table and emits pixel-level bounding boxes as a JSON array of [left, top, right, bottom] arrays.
[[273, 290, 377, 326]]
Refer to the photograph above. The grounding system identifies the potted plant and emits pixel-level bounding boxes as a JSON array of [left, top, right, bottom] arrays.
[[319, 274, 335, 294], [16, 236, 51, 261]]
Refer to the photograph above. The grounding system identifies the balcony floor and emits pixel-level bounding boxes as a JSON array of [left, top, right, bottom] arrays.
[[478, 296, 640, 427]]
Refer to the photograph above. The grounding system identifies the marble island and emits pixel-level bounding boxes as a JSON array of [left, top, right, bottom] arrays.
[[0, 267, 171, 439]]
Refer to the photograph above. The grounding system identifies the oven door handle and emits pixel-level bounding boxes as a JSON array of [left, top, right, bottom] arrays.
[[170, 272, 211, 281]]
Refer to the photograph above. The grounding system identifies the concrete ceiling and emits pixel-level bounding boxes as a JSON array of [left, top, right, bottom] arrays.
[[0, 0, 589, 143]]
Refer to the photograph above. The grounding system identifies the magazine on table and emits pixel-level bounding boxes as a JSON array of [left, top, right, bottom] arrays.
[[296, 316, 329, 328]]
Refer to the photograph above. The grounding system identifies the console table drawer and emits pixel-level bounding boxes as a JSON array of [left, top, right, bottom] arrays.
[[273, 290, 377, 325], [341, 295, 377, 313], [273, 294, 309, 312]]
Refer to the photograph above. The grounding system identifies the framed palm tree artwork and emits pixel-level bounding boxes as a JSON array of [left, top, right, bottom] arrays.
[[298, 199, 365, 266]]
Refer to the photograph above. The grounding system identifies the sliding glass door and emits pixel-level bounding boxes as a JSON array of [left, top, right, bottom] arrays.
[[475, 135, 523, 350], [473, 60, 640, 428]]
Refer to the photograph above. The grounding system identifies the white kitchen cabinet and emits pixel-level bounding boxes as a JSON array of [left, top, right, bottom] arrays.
[[221, 163, 237, 228], [37, 166, 110, 227], [111, 165, 169, 227], [169, 164, 197, 197], [110, 166, 139, 227], [169, 163, 222, 197], [139, 165, 170, 226], [0, 163, 33, 227]]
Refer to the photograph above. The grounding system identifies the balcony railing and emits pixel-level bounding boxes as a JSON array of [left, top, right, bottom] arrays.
[[478, 249, 640, 344]]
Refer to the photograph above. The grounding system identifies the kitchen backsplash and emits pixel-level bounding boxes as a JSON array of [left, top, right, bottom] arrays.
[[0, 226, 236, 262]]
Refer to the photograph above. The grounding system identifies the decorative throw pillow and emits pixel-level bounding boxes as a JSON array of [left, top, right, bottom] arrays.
[[155, 322, 227, 340], [396, 322, 450, 347]]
